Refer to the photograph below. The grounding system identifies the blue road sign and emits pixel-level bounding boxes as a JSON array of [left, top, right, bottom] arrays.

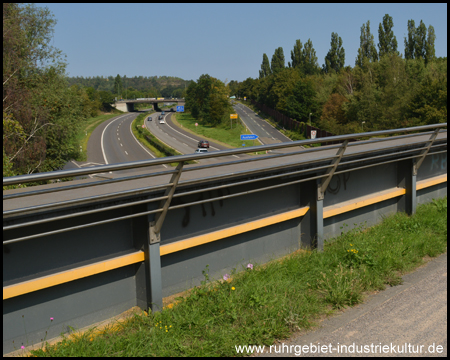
[[240, 134, 259, 140], [242, 143, 246, 147], [176, 105, 185, 112]]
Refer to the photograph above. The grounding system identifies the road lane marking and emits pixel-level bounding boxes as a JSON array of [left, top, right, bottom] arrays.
[[118, 138, 120, 141], [128, 118, 168, 168], [125, 151, 128, 155], [101, 114, 127, 165], [120, 143, 123, 147]]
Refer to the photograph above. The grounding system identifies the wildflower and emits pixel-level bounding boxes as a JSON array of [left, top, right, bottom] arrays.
[[231, 287, 235, 291], [169, 325, 172, 328], [223, 274, 230, 281], [50, 317, 54, 321], [166, 330, 168, 332], [247, 263, 253, 270], [21, 346, 25, 350]]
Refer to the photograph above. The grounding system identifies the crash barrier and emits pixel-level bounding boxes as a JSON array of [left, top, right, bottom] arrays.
[[3, 124, 447, 354]]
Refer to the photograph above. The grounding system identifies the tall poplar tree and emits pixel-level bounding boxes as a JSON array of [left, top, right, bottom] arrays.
[[404, 20, 416, 60], [378, 14, 398, 58], [271, 47, 285, 75], [425, 25, 436, 64], [302, 39, 319, 75], [356, 20, 378, 67], [323, 32, 345, 74], [289, 39, 303, 69], [259, 53, 271, 79], [414, 20, 427, 60]]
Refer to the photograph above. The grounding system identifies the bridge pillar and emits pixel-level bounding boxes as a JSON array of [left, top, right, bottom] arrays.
[[153, 102, 161, 112], [126, 103, 135, 112]]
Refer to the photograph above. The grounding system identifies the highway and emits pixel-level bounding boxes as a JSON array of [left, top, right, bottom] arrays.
[[66, 111, 167, 178], [233, 102, 292, 145], [66, 101, 302, 176]]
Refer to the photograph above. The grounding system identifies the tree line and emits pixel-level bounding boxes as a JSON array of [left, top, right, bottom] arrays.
[[67, 75, 191, 101], [228, 14, 446, 135]]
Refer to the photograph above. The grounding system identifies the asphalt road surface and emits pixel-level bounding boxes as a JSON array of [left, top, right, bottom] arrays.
[[233, 102, 292, 145]]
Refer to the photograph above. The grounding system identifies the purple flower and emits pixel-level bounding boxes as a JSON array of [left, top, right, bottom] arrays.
[[21, 346, 25, 350], [247, 263, 253, 270], [223, 274, 230, 281], [50, 317, 54, 321]]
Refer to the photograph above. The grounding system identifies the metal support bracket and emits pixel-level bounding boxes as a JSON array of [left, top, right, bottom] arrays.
[[153, 161, 184, 234], [149, 221, 161, 244], [318, 140, 348, 200], [413, 128, 440, 175]]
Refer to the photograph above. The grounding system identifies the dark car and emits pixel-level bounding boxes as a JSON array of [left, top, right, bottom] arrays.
[[198, 140, 209, 148], [147, 116, 152, 121]]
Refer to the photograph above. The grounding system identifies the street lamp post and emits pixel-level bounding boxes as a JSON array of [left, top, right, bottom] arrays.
[[309, 113, 312, 126], [361, 121, 365, 131]]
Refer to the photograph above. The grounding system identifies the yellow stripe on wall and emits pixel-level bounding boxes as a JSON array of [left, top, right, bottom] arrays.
[[323, 188, 406, 219], [160, 207, 309, 256], [3, 251, 145, 300], [417, 174, 447, 190]]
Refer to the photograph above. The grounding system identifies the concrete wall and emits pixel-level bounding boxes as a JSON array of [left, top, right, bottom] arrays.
[[2, 148, 447, 354]]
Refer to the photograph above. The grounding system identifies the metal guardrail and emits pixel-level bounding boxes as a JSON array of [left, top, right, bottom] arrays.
[[3, 123, 448, 246]]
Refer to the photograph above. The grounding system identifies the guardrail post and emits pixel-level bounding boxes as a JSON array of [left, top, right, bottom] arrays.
[[397, 159, 417, 215], [145, 222, 163, 313], [300, 179, 324, 252]]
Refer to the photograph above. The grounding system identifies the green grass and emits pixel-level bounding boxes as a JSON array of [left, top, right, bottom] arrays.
[[131, 111, 195, 166], [174, 112, 259, 149], [29, 197, 447, 357], [77, 112, 123, 161]]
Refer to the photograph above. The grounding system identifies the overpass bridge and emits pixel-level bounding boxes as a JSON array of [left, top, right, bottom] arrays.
[[113, 98, 184, 112], [2, 124, 447, 353]]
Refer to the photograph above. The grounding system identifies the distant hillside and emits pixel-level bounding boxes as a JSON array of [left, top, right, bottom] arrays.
[[66, 75, 192, 94]]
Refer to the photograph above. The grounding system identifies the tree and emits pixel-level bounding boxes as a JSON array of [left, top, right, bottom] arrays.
[[289, 39, 303, 69], [259, 53, 271, 79], [3, 3, 83, 176], [323, 32, 345, 74], [414, 20, 427, 60], [271, 47, 285, 75], [356, 20, 378, 67], [285, 78, 317, 122], [404, 20, 416, 60], [378, 14, 398, 58], [114, 74, 122, 97], [425, 25, 436, 64], [301, 39, 320, 75]]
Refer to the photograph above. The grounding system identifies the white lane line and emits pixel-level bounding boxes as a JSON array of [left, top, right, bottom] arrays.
[[183, 143, 189, 146], [120, 143, 123, 147], [125, 151, 128, 155], [118, 138, 120, 141], [71, 161, 94, 179], [163, 114, 221, 151], [129, 117, 168, 168], [101, 114, 127, 165]]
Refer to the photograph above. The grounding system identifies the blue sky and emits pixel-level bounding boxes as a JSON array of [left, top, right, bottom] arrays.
[[37, 3, 447, 83]]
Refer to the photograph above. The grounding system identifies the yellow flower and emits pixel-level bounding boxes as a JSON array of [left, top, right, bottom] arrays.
[[231, 287, 235, 291], [166, 330, 168, 332], [169, 325, 172, 328]]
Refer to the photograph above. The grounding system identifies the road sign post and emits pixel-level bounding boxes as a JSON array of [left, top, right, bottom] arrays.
[[230, 114, 238, 129]]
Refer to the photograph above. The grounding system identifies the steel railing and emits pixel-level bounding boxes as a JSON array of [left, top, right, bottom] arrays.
[[3, 123, 447, 245]]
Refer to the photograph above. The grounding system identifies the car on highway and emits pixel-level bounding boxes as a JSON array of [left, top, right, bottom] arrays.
[[198, 140, 209, 148], [194, 148, 208, 154], [147, 116, 152, 121], [161, 111, 165, 115]]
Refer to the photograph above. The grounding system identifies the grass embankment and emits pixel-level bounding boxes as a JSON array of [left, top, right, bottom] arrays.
[[131, 111, 194, 166], [29, 198, 447, 357], [77, 112, 123, 161], [174, 112, 265, 152]]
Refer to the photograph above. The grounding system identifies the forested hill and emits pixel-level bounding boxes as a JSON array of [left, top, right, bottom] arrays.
[[66, 75, 192, 98]]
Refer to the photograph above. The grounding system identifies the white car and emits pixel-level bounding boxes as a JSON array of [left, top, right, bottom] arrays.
[[194, 148, 208, 154]]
